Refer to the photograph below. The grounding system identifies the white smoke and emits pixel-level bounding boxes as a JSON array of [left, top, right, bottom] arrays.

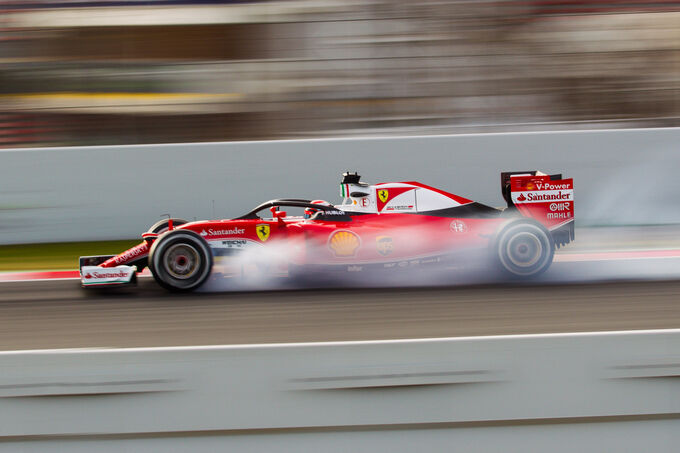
[[197, 224, 503, 292], [196, 222, 680, 293]]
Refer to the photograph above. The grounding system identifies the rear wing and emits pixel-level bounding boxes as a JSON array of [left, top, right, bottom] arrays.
[[501, 171, 574, 247]]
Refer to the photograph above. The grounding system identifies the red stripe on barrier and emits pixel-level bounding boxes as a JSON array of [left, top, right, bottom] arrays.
[[0, 269, 151, 282], [0, 271, 80, 282], [1, 250, 679, 282]]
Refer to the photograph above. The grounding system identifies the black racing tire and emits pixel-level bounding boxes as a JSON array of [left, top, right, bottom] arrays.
[[147, 218, 189, 234], [148, 230, 213, 292], [130, 219, 188, 273], [493, 219, 554, 278]]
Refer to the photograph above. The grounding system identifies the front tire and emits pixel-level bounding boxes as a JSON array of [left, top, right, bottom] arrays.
[[494, 220, 554, 278], [148, 230, 213, 292], [147, 218, 189, 234]]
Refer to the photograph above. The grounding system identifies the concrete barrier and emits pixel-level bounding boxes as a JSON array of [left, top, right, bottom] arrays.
[[1, 330, 679, 452], [2, 128, 680, 244]]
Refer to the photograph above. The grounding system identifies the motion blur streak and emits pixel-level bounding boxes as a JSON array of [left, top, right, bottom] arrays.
[[1, 0, 679, 147], [1, 278, 680, 351], [2, 225, 680, 350]]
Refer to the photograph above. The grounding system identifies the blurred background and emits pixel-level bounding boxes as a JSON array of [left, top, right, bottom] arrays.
[[0, 0, 678, 148]]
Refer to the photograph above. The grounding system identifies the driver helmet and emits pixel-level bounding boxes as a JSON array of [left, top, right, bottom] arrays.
[[304, 200, 330, 219]]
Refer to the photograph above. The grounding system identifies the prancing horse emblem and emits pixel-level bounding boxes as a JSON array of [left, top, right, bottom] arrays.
[[378, 189, 389, 203], [256, 224, 270, 242]]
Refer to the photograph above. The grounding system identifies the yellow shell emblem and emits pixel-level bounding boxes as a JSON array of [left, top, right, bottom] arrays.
[[328, 231, 360, 257], [378, 189, 389, 203], [256, 224, 270, 242]]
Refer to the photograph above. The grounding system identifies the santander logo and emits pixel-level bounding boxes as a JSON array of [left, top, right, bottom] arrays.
[[517, 193, 526, 202], [85, 274, 92, 279], [201, 228, 245, 236], [92, 271, 129, 279]]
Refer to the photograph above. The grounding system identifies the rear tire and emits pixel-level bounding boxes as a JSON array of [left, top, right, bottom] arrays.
[[493, 220, 554, 278], [148, 230, 213, 292]]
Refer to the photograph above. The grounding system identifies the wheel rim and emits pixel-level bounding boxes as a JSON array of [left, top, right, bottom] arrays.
[[163, 243, 201, 279], [505, 231, 542, 268]]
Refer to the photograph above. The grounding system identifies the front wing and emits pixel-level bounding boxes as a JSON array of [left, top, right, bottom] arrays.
[[79, 255, 137, 287]]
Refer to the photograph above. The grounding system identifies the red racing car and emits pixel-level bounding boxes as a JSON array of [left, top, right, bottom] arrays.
[[79, 171, 574, 291]]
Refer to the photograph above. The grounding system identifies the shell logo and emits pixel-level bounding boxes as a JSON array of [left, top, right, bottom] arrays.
[[328, 230, 361, 257]]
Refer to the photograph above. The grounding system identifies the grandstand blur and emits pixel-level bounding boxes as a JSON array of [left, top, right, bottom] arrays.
[[0, 0, 678, 147]]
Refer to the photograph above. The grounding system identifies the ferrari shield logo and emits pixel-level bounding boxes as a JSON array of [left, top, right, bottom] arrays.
[[256, 224, 270, 242], [378, 189, 389, 203], [376, 236, 393, 256]]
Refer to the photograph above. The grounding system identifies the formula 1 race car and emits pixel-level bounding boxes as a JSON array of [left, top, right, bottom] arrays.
[[79, 171, 574, 291]]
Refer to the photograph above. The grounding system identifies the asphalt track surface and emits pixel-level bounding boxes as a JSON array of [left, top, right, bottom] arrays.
[[1, 256, 680, 351]]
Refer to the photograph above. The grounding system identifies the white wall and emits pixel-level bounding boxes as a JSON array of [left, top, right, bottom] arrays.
[[2, 128, 680, 244], [1, 330, 679, 451]]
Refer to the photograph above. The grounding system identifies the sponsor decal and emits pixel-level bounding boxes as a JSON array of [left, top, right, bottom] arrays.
[[549, 202, 571, 212], [110, 243, 147, 265], [256, 224, 271, 242], [536, 182, 571, 191], [221, 240, 248, 249], [512, 189, 573, 204], [90, 270, 130, 279], [547, 212, 573, 220], [376, 187, 416, 212], [420, 257, 441, 264], [324, 210, 347, 216], [382, 257, 440, 269], [347, 265, 363, 272], [376, 236, 394, 256], [201, 227, 245, 237], [449, 220, 468, 233], [385, 205, 414, 211], [328, 230, 360, 257], [351, 196, 370, 207], [81, 265, 135, 285]]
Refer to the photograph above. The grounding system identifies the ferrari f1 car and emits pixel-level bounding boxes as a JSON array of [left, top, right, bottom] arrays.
[[80, 171, 574, 291]]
